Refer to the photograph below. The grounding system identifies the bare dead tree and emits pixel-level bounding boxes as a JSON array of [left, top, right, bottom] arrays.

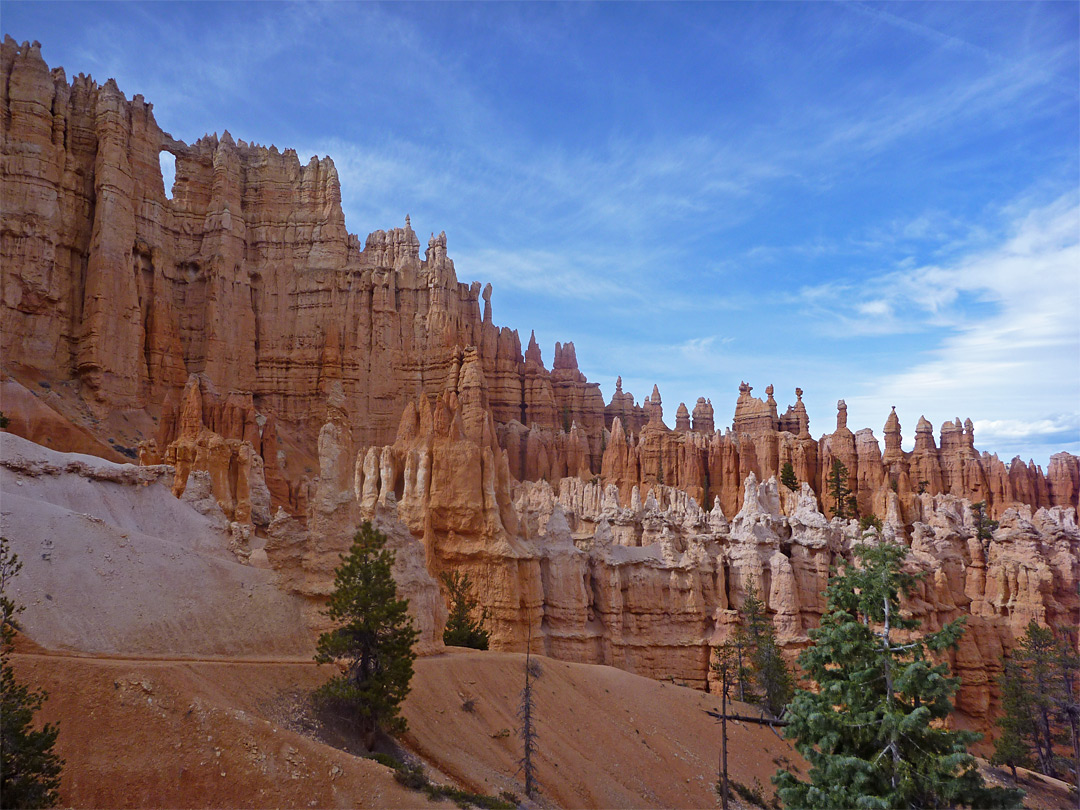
[[712, 642, 736, 810], [518, 622, 540, 799]]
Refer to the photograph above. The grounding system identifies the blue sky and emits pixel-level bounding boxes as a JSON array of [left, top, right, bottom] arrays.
[[6, 2, 1078, 464]]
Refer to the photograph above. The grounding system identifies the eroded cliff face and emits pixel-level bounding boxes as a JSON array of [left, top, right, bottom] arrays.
[[0, 39, 606, 517], [309, 392, 1079, 726], [4, 41, 1079, 735], [3, 39, 1076, 524]]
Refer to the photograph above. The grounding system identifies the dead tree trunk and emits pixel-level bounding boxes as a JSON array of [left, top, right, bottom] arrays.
[[518, 624, 539, 799]]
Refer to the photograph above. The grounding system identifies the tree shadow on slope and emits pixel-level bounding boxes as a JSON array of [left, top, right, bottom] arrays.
[[258, 686, 517, 809]]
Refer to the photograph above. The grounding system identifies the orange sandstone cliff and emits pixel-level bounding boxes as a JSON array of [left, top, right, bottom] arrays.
[[3, 39, 1078, 736]]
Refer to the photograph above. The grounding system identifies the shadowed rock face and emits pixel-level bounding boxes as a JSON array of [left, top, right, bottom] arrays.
[[3, 41, 1079, 737]]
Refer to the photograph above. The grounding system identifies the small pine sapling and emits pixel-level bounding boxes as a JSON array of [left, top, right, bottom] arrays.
[[441, 571, 490, 650]]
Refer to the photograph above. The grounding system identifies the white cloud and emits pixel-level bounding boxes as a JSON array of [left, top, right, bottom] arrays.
[[839, 196, 1080, 459], [856, 299, 892, 317], [453, 247, 631, 302], [975, 414, 1079, 444]]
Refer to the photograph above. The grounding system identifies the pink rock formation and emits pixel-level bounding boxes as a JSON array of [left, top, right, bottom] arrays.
[[691, 397, 715, 434], [158, 374, 272, 537], [7, 41, 1072, 534], [604, 376, 647, 435], [597, 382, 1077, 526], [0, 40, 609, 491], [352, 352, 541, 650]]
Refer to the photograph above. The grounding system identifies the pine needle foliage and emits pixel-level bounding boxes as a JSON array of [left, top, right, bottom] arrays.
[[1, 537, 63, 808], [314, 523, 418, 746], [991, 658, 1034, 782], [735, 578, 793, 719], [779, 462, 798, 491], [773, 540, 1022, 809], [826, 459, 856, 520], [441, 571, 490, 650], [972, 501, 999, 559], [993, 619, 1079, 789]]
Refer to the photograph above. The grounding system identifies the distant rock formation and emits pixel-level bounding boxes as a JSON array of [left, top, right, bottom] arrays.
[[597, 384, 1078, 523]]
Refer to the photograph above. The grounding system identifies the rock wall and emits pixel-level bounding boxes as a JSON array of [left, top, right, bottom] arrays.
[[316, 384, 1079, 722], [262, 385, 448, 655], [0, 39, 607, 508], [520, 470, 1079, 716], [4, 40, 1076, 525]]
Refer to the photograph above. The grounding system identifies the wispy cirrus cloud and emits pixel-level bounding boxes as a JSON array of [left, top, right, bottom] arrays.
[[837, 196, 1080, 455]]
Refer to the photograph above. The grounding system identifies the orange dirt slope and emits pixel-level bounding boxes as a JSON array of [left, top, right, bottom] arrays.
[[11, 639, 1074, 809]]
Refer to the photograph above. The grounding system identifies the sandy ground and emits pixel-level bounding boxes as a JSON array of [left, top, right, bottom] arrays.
[[12, 637, 800, 810], [9, 639, 418, 809], [402, 648, 797, 809], [16, 641, 1069, 810]]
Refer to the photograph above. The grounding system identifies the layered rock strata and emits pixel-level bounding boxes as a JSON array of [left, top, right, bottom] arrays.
[[3, 40, 1075, 526], [0, 39, 606, 501]]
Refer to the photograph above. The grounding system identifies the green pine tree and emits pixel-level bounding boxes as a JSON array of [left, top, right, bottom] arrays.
[[994, 622, 1080, 799], [991, 658, 1034, 782], [773, 540, 1022, 809], [779, 462, 798, 491], [1005, 620, 1071, 779], [736, 577, 793, 719], [826, 458, 855, 520], [1, 537, 63, 808], [859, 513, 884, 533], [314, 523, 419, 748], [441, 571, 490, 650], [1053, 627, 1080, 805]]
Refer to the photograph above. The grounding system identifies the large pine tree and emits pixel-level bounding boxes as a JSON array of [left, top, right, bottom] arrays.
[[826, 458, 856, 520], [773, 540, 1021, 809], [314, 523, 419, 748], [993, 619, 1079, 790]]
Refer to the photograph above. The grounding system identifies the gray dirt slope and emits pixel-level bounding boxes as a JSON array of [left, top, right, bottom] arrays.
[[0, 432, 312, 657]]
